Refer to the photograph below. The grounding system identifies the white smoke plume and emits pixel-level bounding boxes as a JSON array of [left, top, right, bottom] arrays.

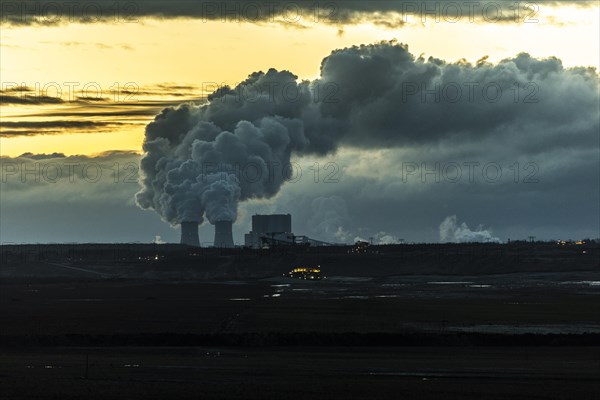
[[352, 232, 399, 245], [136, 40, 598, 229], [439, 215, 501, 243], [374, 232, 399, 245], [308, 196, 349, 240]]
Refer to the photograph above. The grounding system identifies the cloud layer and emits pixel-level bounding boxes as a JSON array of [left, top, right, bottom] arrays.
[[2, 40, 598, 244], [136, 40, 599, 235], [1, 1, 596, 27]]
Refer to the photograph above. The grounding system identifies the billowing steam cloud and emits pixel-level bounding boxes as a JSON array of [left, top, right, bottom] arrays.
[[136, 40, 599, 228], [439, 215, 501, 243], [136, 107, 308, 225]]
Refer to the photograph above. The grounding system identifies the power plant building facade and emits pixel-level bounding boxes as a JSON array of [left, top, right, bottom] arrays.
[[252, 214, 292, 234], [245, 214, 293, 248]]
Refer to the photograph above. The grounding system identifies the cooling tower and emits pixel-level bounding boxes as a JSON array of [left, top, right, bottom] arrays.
[[214, 220, 234, 248], [180, 221, 200, 247]]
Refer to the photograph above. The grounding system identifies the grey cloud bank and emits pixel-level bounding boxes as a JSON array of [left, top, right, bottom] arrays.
[[1, 41, 598, 244], [135, 41, 599, 240], [1, 1, 596, 26]]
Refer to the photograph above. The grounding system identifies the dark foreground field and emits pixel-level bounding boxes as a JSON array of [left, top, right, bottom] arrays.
[[1, 243, 599, 399], [2, 346, 598, 400]]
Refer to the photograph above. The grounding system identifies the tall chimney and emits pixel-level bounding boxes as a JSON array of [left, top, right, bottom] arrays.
[[214, 220, 234, 248], [180, 221, 200, 247]]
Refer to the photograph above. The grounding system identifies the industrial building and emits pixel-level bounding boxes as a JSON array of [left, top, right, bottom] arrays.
[[252, 214, 292, 234], [178, 213, 332, 248], [244, 214, 333, 248], [245, 214, 293, 248]]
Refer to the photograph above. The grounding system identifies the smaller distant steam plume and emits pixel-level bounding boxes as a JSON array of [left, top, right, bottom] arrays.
[[439, 215, 501, 243], [180, 221, 200, 247], [214, 220, 234, 248]]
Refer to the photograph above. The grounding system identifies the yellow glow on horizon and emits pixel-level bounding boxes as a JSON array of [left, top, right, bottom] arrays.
[[1, 127, 145, 157], [1, 4, 598, 157], [2, 9, 597, 85]]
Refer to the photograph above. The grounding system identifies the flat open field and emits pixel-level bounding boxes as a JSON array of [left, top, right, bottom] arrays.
[[1, 244, 599, 399], [1, 271, 599, 336], [1, 346, 598, 400]]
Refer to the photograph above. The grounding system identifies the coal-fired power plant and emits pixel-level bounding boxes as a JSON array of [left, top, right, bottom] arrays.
[[134, 42, 600, 255], [214, 220, 234, 248], [180, 222, 200, 247]]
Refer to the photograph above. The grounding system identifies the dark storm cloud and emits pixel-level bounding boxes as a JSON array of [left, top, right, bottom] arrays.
[[0, 94, 64, 105], [2, 88, 204, 138], [1, 130, 62, 136], [309, 45, 598, 152], [1, 85, 33, 92], [17, 152, 66, 159], [143, 40, 598, 154], [1, 1, 595, 27], [2, 40, 597, 244], [1, 83, 202, 108], [269, 144, 599, 243], [136, 41, 599, 236], [156, 84, 198, 91], [0, 95, 190, 107], [15, 108, 169, 118], [74, 96, 110, 102], [1, 121, 116, 128], [0, 120, 127, 136]]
